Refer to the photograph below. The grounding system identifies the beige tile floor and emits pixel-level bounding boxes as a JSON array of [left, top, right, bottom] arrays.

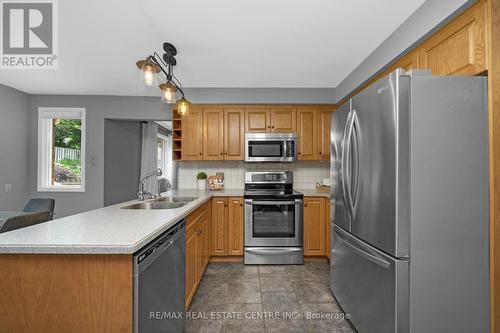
[[185, 262, 355, 333]]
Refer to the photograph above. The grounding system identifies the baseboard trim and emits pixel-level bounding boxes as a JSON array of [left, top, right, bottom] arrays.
[[304, 256, 329, 263], [209, 256, 243, 263]]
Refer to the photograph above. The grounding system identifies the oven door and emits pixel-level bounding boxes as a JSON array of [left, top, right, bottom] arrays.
[[245, 199, 303, 247], [246, 139, 286, 162]]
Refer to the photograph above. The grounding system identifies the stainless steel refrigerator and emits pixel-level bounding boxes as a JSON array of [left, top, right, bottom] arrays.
[[330, 69, 490, 333]]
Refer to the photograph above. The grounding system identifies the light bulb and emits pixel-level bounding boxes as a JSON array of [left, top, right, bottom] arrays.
[[137, 60, 159, 86], [159, 82, 177, 104], [177, 98, 190, 116]]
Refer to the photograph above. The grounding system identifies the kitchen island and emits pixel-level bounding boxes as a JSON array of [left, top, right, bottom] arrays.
[[0, 189, 242, 333]]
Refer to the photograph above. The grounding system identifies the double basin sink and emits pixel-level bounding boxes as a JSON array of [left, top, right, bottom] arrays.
[[121, 197, 198, 210]]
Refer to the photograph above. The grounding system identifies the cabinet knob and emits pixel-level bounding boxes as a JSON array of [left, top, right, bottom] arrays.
[[199, 152, 202, 155], [319, 152, 322, 155], [220, 152, 223, 155], [272, 125, 275, 129], [298, 152, 302, 155], [304, 204, 308, 207]]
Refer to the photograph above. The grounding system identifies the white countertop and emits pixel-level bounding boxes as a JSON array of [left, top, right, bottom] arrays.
[[0, 188, 329, 255], [295, 188, 331, 198], [0, 189, 243, 255]]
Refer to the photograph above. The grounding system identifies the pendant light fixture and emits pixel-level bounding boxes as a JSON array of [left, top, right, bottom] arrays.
[[136, 59, 160, 86], [136, 42, 190, 115], [176, 97, 191, 116]]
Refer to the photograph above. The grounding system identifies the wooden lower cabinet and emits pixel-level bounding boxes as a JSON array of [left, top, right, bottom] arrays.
[[227, 198, 244, 256], [185, 203, 210, 309], [211, 198, 228, 256], [303, 197, 326, 256], [211, 197, 244, 256], [185, 225, 198, 308]]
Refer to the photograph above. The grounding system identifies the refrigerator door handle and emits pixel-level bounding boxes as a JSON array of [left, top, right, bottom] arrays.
[[341, 111, 354, 222], [343, 112, 355, 221], [334, 228, 391, 269], [351, 110, 362, 221]]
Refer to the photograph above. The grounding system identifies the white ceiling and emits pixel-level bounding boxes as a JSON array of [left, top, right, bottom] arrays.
[[0, 0, 426, 96]]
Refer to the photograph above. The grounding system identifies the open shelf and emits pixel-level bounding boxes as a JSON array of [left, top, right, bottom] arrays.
[[172, 108, 182, 160]]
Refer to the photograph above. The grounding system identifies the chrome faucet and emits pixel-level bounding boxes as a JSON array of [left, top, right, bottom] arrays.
[[138, 168, 162, 201]]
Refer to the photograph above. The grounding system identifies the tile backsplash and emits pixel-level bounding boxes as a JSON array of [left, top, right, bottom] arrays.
[[177, 161, 330, 189]]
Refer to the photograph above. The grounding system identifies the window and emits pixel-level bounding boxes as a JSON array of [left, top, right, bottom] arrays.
[[157, 134, 167, 173], [37, 108, 86, 192]]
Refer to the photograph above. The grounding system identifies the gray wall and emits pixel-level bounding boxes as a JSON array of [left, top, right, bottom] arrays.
[[26, 95, 170, 217], [0, 84, 30, 211], [334, 0, 476, 103], [183, 88, 336, 104], [104, 120, 142, 207]]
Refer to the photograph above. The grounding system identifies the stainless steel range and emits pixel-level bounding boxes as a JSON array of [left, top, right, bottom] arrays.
[[244, 171, 304, 265]]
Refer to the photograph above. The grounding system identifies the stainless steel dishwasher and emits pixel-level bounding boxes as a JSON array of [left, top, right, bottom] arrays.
[[133, 220, 186, 333]]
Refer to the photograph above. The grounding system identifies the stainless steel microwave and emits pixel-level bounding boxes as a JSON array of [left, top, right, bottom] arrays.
[[245, 133, 297, 162]]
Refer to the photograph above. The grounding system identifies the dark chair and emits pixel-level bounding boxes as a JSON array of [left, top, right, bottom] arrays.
[[0, 211, 51, 233], [22, 198, 55, 220]]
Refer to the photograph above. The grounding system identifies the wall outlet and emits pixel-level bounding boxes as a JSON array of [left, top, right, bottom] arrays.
[[5, 184, 12, 193]]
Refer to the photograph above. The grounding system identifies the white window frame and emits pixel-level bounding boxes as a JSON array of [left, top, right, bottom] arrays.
[[37, 107, 86, 192], [157, 133, 168, 174]]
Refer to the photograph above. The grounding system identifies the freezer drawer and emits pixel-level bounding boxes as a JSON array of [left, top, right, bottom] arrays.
[[331, 224, 409, 333]]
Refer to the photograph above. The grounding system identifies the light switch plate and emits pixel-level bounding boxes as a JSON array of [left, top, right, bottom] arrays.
[[5, 184, 12, 193]]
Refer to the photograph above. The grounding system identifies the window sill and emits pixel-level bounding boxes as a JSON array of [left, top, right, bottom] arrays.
[[37, 186, 85, 193]]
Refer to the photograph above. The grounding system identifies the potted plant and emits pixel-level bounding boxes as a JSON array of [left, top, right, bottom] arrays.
[[196, 172, 208, 190]]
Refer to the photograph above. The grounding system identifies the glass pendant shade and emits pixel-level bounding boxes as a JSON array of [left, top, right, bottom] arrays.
[[159, 82, 178, 104], [176, 98, 190, 116], [137, 60, 160, 86]]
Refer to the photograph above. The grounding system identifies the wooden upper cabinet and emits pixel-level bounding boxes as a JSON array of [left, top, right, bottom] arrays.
[[303, 197, 326, 256], [224, 108, 245, 160], [245, 108, 271, 133], [418, 0, 486, 76], [182, 107, 204, 160], [203, 108, 224, 160], [270, 108, 296, 133], [393, 50, 420, 72], [227, 198, 244, 256], [211, 198, 227, 256], [297, 108, 318, 160], [318, 110, 331, 160]]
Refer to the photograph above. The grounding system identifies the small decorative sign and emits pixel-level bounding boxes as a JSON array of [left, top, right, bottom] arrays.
[[208, 176, 224, 191]]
